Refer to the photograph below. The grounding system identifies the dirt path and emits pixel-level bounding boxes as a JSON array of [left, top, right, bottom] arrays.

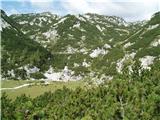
[[1, 83, 32, 90]]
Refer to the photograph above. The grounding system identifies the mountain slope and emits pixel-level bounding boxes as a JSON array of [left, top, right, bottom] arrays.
[[10, 13, 141, 50], [122, 12, 160, 56], [1, 10, 53, 80], [1, 10, 159, 80], [119, 12, 160, 70], [9, 12, 142, 77]]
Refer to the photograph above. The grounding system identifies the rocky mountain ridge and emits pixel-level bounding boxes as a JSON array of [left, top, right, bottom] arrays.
[[1, 9, 160, 81]]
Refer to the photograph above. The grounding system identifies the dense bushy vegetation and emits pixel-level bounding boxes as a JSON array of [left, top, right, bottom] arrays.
[[1, 9, 53, 79], [1, 62, 160, 120]]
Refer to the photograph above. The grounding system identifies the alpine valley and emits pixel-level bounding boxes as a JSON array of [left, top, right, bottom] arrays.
[[1, 9, 160, 120], [1, 9, 160, 81]]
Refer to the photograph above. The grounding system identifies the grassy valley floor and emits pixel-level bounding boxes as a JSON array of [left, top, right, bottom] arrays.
[[1, 80, 85, 99]]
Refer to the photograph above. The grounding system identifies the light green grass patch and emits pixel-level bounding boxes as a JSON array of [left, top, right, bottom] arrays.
[[1, 80, 34, 88], [1, 80, 85, 99]]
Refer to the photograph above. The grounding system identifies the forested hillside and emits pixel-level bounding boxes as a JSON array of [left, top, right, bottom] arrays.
[[1, 10, 53, 80], [1, 10, 160, 81], [1, 62, 160, 119]]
